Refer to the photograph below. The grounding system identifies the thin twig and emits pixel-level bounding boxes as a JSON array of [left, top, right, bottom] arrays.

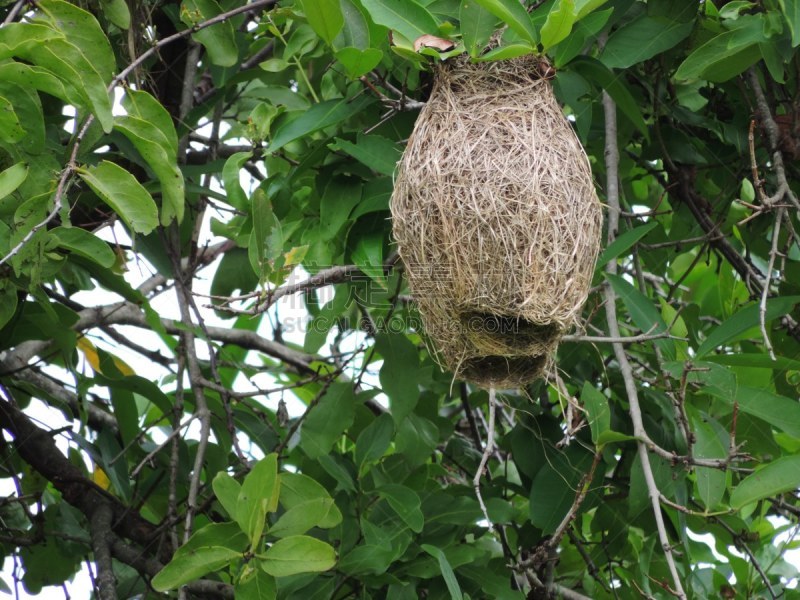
[[747, 67, 800, 213], [602, 90, 687, 599], [712, 514, 778, 599], [114, 0, 279, 87], [130, 416, 196, 478], [760, 208, 784, 360], [2, 0, 27, 24], [561, 330, 684, 344], [0, 116, 91, 267], [473, 387, 496, 528], [546, 452, 601, 552]]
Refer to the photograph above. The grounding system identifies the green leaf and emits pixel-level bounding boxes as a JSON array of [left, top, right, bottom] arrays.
[[569, 56, 648, 136], [355, 413, 395, 474], [51, 227, 115, 268], [360, 0, 438, 43], [299, 0, 344, 44], [114, 113, 184, 225], [236, 565, 276, 600], [375, 333, 420, 422], [529, 449, 593, 534], [151, 522, 248, 591], [335, 47, 383, 78], [300, 382, 356, 459], [0, 81, 44, 154], [395, 414, 439, 467], [0, 162, 28, 202], [706, 353, 800, 372], [269, 95, 372, 153], [421, 544, 463, 600], [249, 187, 278, 280], [188, 520, 248, 553], [595, 430, 636, 445], [730, 455, 800, 509], [541, 0, 576, 50], [554, 8, 613, 67], [280, 472, 342, 528], [601, 15, 693, 69], [460, 0, 497, 57], [378, 484, 424, 533], [350, 223, 384, 283], [606, 272, 675, 361], [268, 498, 335, 538], [329, 134, 401, 176], [581, 382, 609, 445], [182, 0, 239, 67], [35, 0, 116, 81], [727, 387, 800, 439], [674, 17, 764, 82], [122, 88, 179, 159], [0, 62, 73, 105], [0, 92, 24, 145], [260, 535, 337, 577], [212, 472, 241, 521], [472, 0, 537, 46], [259, 57, 290, 72], [101, 0, 131, 29], [0, 281, 19, 330], [338, 543, 396, 576], [222, 151, 252, 210], [34, 0, 116, 82], [596, 221, 658, 268], [691, 412, 727, 510], [574, 0, 608, 19], [0, 23, 61, 59], [238, 454, 279, 549], [334, 0, 372, 50], [320, 177, 361, 240], [77, 161, 159, 235], [473, 43, 534, 61], [778, 0, 800, 46], [695, 296, 800, 357], [152, 546, 241, 591], [16, 29, 114, 131]]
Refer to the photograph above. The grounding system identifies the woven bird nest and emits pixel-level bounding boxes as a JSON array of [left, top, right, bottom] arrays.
[[391, 55, 602, 388]]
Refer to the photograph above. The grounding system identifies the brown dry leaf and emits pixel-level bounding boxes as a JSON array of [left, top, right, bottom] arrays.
[[413, 34, 455, 53]]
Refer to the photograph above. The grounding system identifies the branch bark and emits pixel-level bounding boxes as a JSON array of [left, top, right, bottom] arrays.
[[0, 393, 157, 546], [90, 504, 117, 600], [602, 91, 687, 599]]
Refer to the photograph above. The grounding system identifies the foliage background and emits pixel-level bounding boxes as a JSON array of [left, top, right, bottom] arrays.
[[0, 0, 799, 598]]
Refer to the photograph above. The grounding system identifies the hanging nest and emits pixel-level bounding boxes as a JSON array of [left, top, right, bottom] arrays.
[[391, 55, 602, 388]]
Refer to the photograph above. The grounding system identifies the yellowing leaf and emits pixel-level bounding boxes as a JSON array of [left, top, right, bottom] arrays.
[[77, 336, 135, 376], [93, 464, 111, 490]]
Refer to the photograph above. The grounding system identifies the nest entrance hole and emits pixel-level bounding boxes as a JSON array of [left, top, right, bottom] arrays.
[[459, 312, 560, 348], [461, 354, 548, 386]]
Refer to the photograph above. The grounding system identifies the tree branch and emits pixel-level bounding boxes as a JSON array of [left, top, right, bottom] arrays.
[[0, 392, 157, 546], [89, 503, 117, 600], [602, 90, 687, 599]]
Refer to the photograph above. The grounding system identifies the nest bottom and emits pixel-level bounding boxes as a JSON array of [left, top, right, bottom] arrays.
[[426, 310, 559, 388], [458, 312, 561, 356], [460, 354, 550, 388]]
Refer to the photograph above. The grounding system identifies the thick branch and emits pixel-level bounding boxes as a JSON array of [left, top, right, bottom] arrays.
[[0, 360, 118, 432], [0, 395, 157, 546]]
